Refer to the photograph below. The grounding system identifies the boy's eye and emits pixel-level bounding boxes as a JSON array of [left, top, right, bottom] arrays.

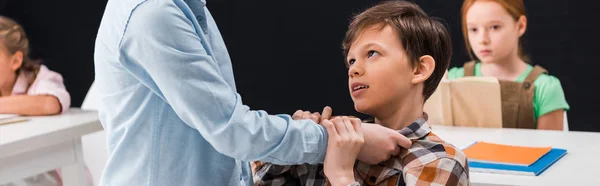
[[367, 50, 378, 58], [348, 59, 356, 66], [491, 25, 501, 30], [469, 28, 477, 32]]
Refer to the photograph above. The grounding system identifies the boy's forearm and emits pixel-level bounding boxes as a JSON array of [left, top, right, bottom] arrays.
[[0, 95, 62, 115]]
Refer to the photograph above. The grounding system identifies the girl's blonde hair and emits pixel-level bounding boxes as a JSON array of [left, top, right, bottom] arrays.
[[0, 16, 40, 76]]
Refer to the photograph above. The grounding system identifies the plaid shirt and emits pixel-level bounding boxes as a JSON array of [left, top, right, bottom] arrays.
[[253, 116, 470, 186]]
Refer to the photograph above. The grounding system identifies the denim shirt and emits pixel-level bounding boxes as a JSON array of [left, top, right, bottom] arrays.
[[94, 0, 327, 185]]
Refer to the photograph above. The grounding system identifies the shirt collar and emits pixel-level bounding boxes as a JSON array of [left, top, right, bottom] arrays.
[[398, 113, 431, 140], [355, 114, 432, 185]]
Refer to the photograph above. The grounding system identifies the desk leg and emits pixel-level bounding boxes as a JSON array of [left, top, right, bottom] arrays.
[[62, 138, 86, 186]]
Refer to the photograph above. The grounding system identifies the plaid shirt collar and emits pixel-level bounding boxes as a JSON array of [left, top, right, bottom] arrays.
[[354, 114, 431, 185]]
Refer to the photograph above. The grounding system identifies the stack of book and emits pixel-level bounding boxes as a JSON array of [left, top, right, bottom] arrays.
[[463, 142, 567, 176]]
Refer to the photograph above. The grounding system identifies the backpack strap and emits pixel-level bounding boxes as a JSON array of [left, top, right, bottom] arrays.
[[463, 61, 476, 76], [522, 65, 548, 90]]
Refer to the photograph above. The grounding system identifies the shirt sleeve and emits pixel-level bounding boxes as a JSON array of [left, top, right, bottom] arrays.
[[117, 1, 327, 164], [404, 158, 469, 186], [27, 65, 71, 113], [446, 67, 465, 80], [533, 74, 570, 118]]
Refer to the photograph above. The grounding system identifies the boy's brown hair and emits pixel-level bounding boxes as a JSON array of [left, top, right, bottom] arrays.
[[342, 0, 452, 101]]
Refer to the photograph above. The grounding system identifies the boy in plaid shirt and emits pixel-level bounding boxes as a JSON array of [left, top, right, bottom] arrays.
[[253, 1, 469, 185]]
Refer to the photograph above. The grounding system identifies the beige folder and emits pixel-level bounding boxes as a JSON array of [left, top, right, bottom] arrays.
[[424, 76, 503, 128]]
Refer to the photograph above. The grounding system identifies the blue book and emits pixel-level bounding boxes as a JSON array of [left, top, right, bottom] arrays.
[[468, 148, 567, 176]]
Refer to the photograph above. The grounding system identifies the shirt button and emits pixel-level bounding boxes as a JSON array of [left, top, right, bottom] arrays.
[[523, 82, 532, 89], [196, 16, 204, 22], [369, 176, 377, 183]]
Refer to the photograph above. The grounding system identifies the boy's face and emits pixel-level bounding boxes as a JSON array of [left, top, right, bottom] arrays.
[[346, 24, 418, 116]]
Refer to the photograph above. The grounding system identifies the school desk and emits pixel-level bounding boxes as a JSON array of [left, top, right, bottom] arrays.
[[0, 109, 102, 186], [433, 125, 600, 186]]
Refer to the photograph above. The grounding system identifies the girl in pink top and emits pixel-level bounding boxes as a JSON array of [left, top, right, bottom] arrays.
[[0, 16, 91, 186], [0, 18, 69, 115]]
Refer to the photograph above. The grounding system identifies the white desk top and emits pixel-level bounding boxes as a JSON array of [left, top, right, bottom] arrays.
[[0, 109, 102, 157], [1, 110, 596, 185], [432, 125, 600, 186]]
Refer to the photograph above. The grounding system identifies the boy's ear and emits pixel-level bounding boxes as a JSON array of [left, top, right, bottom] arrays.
[[411, 55, 435, 84], [10, 51, 23, 71]]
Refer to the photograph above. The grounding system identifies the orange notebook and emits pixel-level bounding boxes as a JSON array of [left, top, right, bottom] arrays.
[[463, 142, 552, 166]]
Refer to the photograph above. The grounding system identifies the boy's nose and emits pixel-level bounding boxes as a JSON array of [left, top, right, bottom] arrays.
[[348, 64, 364, 78]]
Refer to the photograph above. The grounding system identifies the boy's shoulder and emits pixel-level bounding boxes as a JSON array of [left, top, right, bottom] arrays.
[[393, 117, 468, 170], [402, 132, 468, 170], [389, 131, 469, 186], [353, 128, 469, 186]]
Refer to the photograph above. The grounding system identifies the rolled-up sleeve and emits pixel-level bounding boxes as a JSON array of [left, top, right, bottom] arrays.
[[117, 1, 327, 164], [27, 65, 71, 113]]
